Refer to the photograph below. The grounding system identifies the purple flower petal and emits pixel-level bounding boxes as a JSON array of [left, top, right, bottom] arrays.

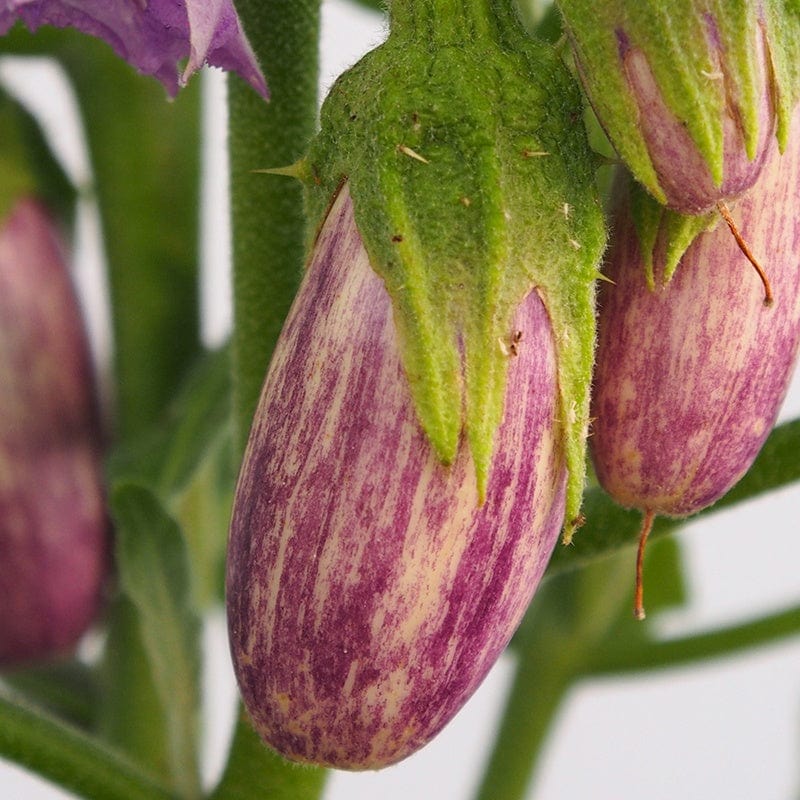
[[0, 200, 108, 667], [226, 184, 566, 768], [591, 110, 800, 517], [0, 0, 267, 98]]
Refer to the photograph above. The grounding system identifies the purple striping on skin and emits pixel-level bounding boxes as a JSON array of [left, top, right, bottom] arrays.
[[0, 200, 108, 667], [227, 183, 566, 769], [615, 27, 630, 58], [591, 109, 800, 517], [703, 11, 722, 49]]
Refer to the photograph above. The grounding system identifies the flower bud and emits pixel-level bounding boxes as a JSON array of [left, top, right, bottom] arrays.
[[227, 184, 567, 769], [558, 0, 797, 214], [591, 113, 800, 519], [0, 200, 108, 668]]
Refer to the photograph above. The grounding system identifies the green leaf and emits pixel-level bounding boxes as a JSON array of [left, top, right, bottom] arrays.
[[97, 597, 172, 782], [0, 684, 176, 800], [547, 417, 800, 575], [107, 346, 234, 606], [1, 661, 97, 730], [107, 346, 233, 496], [110, 484, 202, 800], [210, 710, 327, 800]]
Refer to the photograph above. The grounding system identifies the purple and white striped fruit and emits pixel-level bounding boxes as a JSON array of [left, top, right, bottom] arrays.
[[0, 200, 108, 668], [226, 184, 567, 769], [591, 115, 800, 521], [558, 0, 798, 214]]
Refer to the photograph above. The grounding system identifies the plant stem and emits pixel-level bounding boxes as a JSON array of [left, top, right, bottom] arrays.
[[229, 0, 321, 451], [0, 687, 176, 800], [473, 644, 572, 800], [477, 552, 634, 800], [587, 602, 800, 675], [390, 0, 493, 41]]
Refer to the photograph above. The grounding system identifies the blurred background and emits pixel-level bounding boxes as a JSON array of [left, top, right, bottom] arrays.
[[1, 1, 799, 797]]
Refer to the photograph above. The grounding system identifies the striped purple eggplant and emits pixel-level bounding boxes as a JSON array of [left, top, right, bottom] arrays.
[[226, 184, 567, 769], [0, 200, 108, 668], [591, 115, 800, 521]]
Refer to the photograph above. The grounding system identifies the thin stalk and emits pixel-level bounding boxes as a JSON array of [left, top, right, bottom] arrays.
[[0, 687, 176, 800], [546, 417, 800, 576], [587, 603, 800, 676], [229, 0, 321, 451]]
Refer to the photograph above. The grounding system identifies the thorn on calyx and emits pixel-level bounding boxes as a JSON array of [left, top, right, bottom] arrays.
[[397, 144, 430, 164], [634, 509, 656, 621], [717, 201, 773, 306], [522, 148, 549, 158]]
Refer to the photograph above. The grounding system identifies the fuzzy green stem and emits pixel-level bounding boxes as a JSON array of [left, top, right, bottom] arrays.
[[67, 57, 201, 442], [0, 686, 176, 800], [229, 0, 321, 451], [477, 553, 634, 800], [390, 0, 493, 42], [473, 645, 572, 800]]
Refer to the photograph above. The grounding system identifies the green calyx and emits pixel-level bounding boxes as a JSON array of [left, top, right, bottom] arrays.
[[0, 90, 36, 220], [304, 0, 606, 538], [627, 176, 717, 289], [0, 88, 75, 224], [557, 0, 798, 202]]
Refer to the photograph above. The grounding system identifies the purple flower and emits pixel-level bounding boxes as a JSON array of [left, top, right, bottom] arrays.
[[0, 0, 267, 98], [226, 184, 566, 768], [590, 109, 800, 520], [0, 199, 108, 668]]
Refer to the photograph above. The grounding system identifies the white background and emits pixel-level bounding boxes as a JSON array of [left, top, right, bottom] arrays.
[[2, 1, 800, 798]]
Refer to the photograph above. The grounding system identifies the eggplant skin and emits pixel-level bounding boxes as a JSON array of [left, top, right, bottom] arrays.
[[591, 116, 800, 518], [227, 185, 566, 769], [0, 200, 108, 668]]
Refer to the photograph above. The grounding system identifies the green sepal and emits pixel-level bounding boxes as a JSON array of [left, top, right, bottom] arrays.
[[304, 0, 605, 534], [767, 0, 800, 150], [628, 175, 716, 288], [557, 0, 790, 200], [0, 86, 75, 223]]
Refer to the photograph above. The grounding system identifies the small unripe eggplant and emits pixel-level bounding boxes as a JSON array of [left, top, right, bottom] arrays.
[[592, 138, 800, 517], [558, 0, 797, 214], [590, 112, 800, 614], [226, 184, 567, 769], [0, 200, 108, 668]]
